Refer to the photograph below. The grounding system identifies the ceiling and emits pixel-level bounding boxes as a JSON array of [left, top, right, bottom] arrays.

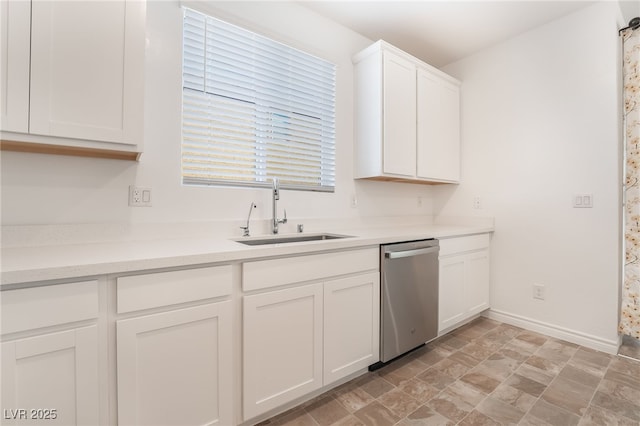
[[298, 1, 634, 67]]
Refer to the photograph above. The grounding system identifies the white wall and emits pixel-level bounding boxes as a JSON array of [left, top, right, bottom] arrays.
[[435, 2, 622, 349], [0, 1, 435, 227]]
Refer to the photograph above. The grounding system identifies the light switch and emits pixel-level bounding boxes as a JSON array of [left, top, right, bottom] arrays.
[[573, 193, 593, 208]]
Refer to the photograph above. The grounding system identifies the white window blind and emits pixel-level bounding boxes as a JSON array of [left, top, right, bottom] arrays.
[[181, 8, 336, 191]]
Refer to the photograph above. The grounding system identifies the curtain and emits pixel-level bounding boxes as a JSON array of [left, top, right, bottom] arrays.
[[621, 24, 640, 340]]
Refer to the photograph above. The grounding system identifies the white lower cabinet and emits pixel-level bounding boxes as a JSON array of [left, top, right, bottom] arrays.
[[1, 326, 99, 425], [324, 272, 380, 384], [116, 302, 232, 426], [438, 234, 491, 333], [242, 247, 380, 422], [1, 281, 100, 425]]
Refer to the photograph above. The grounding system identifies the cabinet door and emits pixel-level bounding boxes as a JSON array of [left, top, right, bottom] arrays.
[[324, 272, 380, 384], [243, 284, 323, 420], [29, 0, 144, 145], [1, 326, 99, 425], [417, 69, 460, 182], [438, 256, 466, 332], [117, 302, 232, 426], [383, 50, 416, 177], [0, 0, 30, 132], [466, 249, 490, 315]]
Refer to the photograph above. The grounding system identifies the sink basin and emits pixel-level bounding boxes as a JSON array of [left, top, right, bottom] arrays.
[[235, 233, 352, 246]]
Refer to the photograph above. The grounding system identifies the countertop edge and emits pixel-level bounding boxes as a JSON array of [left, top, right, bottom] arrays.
[[1, 225, 494, 287]]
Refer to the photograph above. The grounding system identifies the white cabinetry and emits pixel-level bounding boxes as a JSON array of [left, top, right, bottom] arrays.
[[242, 248, 379, 421], [324, 272, 380, 384], [438, 234, 491, 333], [354, 40, 460, 184], [0, 0, 145, 158], [116, 266, 233, 426], [1, 281, 100, 425], [243, 284, 324, 420]]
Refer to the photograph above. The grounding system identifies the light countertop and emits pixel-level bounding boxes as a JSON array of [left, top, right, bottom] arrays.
[[1, 223, 493, 286]]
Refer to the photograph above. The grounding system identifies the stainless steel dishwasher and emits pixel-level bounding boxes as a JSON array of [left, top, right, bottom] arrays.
[[377, 239, 439, 365]]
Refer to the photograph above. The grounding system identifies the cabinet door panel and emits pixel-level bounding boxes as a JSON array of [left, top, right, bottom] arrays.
[[243, 284, 323, 420], [1, 326, 99, 425], [417, 69, 460, 182], [117, 302, 232, 426], [324, 273, 380, 384], [383, 51, 416, 177], [0, 0, 30, 132], [438, 257, 466, 332], [29, 0, 144, 145], [466, 250, 490, 315]]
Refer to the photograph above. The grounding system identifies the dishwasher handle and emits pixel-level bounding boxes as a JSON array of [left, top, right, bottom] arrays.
[[384, 246, 439, 259]]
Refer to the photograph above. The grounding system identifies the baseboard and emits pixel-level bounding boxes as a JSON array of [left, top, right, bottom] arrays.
[[485, 309, 620, 355]]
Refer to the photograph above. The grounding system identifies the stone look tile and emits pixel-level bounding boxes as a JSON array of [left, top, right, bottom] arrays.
[[503, 373, 547, 397], [598, 377, 640, 405], [529, 399, 581, 426], [417, 367, 456, 390], [541, 376, 595, 416], [411, 345, 446, 366], [515, 362, 555, 385], [515, 331, 548, 346], [399, 405, 454, 426], [353, 401, 400, 426], [458, 343, 495, 362], [490, 382, 538, 412], [305, 396, 349, 426], [378, 359, 427, 386], [558, 364, 601, 388], [536, 339, 579, 363], [578, 405, 639, 426], [262, 321, 640, 426], [356, 375, 394, 398], [377, 388, 421, 418], [476, 396, 526, 424], [472, 353, 521, 381], [460, 371, 501, 394], [450, 350, 483, 367], [333, 386, 375, 413], [397, 378, 441, 403], [525, 354, 564, 376], [591, 390, 640, 421], [432, 358, 470, 379], [458, 410, 502, 426], [329, 415, 364, 426]]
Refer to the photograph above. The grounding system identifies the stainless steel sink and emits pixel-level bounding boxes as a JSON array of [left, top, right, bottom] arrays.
[[235, 233, 352, 246]]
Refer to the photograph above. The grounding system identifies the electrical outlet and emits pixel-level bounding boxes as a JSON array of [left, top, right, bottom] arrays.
[[418, 196, 423, 207], [533, 284, 545, 300], [129, 185, 152, 207], [473, 196, 482, 210], [351, 194, 358, 208]]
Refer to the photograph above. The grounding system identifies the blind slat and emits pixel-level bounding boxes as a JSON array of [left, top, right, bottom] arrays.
[[181, 7, 335, 191]]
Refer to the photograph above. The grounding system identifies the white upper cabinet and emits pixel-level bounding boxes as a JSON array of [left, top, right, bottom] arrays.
[[382, 50, 417, 177], [0, 0, 30, 133], [417, 68, 461, 182], [1, 0, 145, 156], [354, 40, 461, 184]]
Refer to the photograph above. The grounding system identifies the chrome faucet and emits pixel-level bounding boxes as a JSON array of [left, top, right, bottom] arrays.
[[271, 178, 287, 234], [239, 202, 256, 237]]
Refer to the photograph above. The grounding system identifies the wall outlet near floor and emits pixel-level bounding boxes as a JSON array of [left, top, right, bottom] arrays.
[[533, 284, 545, 300], [129, 185, 152, 207]]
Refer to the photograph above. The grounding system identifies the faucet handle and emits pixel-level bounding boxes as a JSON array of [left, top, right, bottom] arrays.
[[239, 226, 250, 237], [282, 209, 287, 224]]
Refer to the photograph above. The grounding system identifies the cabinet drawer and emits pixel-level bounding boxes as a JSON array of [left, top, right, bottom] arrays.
[[117, 265, 232, 314], [439, 234, 490, 257], [1, 280, 99, 335], [243, 247, 379, 292]]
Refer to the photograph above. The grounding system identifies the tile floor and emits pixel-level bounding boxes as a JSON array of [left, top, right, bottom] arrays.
[[259, 318, 640, 426]]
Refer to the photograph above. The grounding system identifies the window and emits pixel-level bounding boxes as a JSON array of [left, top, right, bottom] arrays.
[[181, 8, 336, 192]]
